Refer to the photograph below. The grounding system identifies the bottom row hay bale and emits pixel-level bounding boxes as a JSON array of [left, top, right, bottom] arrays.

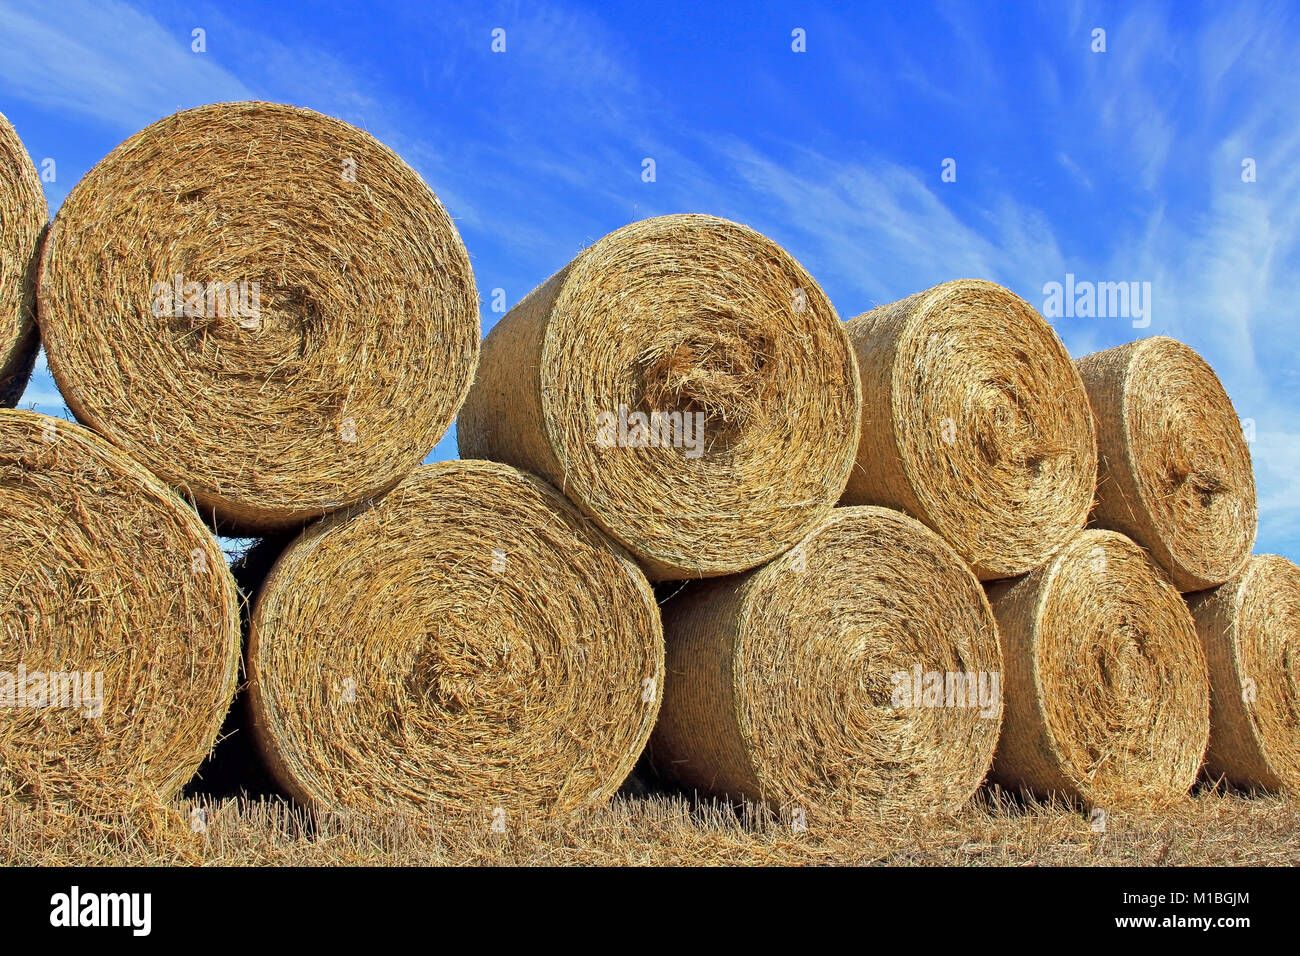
[[648, 505, 1003, 825], [245, 459, 664, 821], [987, 529, 1210, 808], [0, 410, 240, 810], [1187, 554, 1300, 792]]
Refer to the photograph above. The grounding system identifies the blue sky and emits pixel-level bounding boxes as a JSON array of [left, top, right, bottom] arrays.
[[2, 0, 1297, 561]]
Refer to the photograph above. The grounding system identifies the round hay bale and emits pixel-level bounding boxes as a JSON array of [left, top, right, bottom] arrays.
[[0, 111, 45, 408], [0, 409, 240, 810], [987, 528, 1209, 808], [1186, 554, 1300, 792], [456, 214, 861, 582], [1076, 336, 1256, 591], [37, 101, 479, 534], [839, 279, 1096, 580], [648, 505, 1002, 824], [246, 459, 664, 819]]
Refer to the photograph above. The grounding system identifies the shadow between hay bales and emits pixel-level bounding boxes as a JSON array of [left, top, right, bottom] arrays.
[[184, 535, 296, 804]]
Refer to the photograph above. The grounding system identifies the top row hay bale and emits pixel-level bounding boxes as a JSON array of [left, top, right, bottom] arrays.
[[36, 101, 480, 534], [457, 213, 862, 582], [839, 279, 1097, 581], [1076, 336, 1256, 591], [0, 110, 44, 408]]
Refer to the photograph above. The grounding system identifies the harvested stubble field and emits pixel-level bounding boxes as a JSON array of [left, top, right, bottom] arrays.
[[1, 790, 1297, 866]]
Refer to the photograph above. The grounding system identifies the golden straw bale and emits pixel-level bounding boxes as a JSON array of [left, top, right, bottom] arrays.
[[841, 279, 1096, 580], [38, 101, 479, 533], [458, 214, 861, 581]]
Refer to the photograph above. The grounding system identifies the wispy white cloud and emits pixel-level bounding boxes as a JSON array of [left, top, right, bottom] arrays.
[[0, 0, 253, 131]]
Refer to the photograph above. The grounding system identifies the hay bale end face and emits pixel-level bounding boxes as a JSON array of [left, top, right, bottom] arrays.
[[840, 279, 1096, 581], [0, 111, 45, 408], [988, 529, 1210, 808], [457, 213, 862, 582], [649, 505, 1002, 823], [37, 101, 479, 534], [1076, 336, 1256, 591], [1187, 554, 1300, 792], [246, 459, 664, 819], [0, 409, 241, 810]]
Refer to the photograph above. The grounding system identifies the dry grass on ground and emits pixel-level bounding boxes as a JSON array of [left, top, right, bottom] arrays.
[[2, 788, 1296, 866]]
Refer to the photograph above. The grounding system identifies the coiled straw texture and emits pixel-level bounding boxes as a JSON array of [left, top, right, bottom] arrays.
[[247, 459, 664, 820], [38, 101, 479, 534], [1187, 554, 1300, 792], [650, 505, 1002, 824], [1076, 336, 1256, 591], [458, 214, 861, 581], [0, 111, 44, 408], [841, 279, 1096, 580], [988, 529, 1209, 807], [1, 410, 240, 811]]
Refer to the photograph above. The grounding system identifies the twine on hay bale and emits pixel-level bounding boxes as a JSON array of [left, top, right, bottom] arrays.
[[245, 459, 664, 819], [648, 505, 1002, 823], [37, 101, 479, 534], [0, 111, 45, 408], [840, 279, 1096, 581], [0, 409, 240, 811], [987, 528, 1209, 808], [457, 213, 861, 582], [1187, 554, 1300, 792], [1076, 336, 1256, 591]]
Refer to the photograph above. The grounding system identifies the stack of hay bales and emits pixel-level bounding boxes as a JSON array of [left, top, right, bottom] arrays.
[[4, 101, 486, 814], [3, 94, 1293, 826], [621, 276, 1272, 814]]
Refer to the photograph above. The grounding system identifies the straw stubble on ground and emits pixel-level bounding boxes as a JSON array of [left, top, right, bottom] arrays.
[[2, 791, 1296, 866]]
